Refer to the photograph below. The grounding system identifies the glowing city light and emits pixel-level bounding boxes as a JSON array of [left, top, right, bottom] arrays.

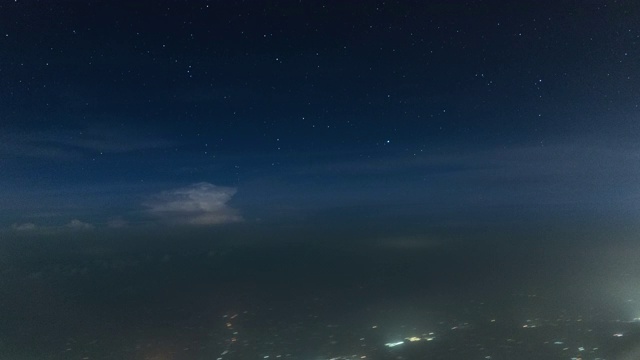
[[385, 341, 404, 348]]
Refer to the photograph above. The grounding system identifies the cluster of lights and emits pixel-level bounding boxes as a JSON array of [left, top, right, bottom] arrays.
[[522, 319, 539, 328], [384, 341, 404, 348], [385, 334, 436, 348]]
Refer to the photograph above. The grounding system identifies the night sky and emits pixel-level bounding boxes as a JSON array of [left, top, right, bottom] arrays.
[[2, 1, 640, 359], [2, 0, 639, 232]]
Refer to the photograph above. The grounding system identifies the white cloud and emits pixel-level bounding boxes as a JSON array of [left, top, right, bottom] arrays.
[[145, 182, 242, 225], [67, 219, 94, 230], [11, 222, 37, 231]]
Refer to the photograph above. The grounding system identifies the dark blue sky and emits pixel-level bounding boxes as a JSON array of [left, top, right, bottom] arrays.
[[1, 1, 639, 234]]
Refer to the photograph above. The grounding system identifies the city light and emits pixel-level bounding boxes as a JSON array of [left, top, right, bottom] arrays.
[[384, 341, 404, 348]]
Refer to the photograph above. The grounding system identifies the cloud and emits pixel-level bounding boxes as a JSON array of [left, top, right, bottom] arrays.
[[107, 217, 128, 228], [145, 182, 242, 225], [0, 124, 173, 160], [11, 223, 37, 231], [8, 220, 95, 234], [289, 141, 640, 208], [66, 219, 94, 230]]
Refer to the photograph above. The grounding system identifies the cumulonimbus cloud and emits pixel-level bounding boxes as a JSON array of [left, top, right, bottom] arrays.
[[145, 182, 242, 225]]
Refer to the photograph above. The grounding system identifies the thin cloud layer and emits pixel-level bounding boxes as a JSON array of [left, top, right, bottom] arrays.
[[107, 217, 128, 228], [11, 223, 37, 231], [145, 182, 242, 225], [0, 124, 173, 160], [67, 219, 94, 230]]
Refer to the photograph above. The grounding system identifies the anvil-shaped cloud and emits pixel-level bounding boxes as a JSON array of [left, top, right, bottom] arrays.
[[145, 182, 242, 225]]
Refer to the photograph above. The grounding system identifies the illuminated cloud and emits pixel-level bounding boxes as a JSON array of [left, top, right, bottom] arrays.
[[11, 222, 37, 231], [145, 182, 242, 225], [66, 219, 94, 230]]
